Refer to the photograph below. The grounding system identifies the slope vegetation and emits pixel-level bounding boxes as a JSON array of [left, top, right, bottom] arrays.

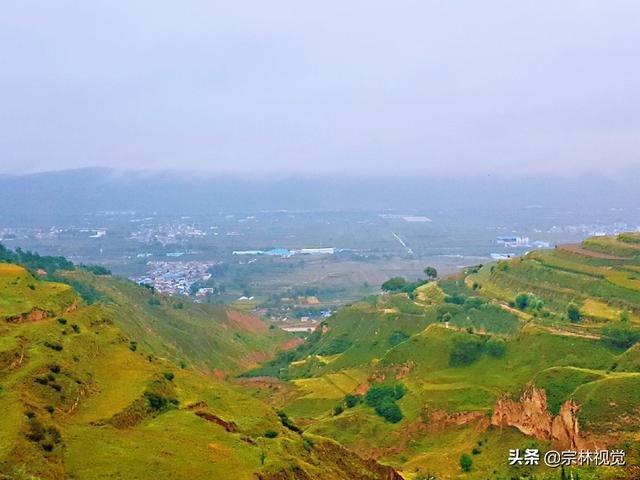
[[254, 234, 640, 479], [0, 253, 401, 480]]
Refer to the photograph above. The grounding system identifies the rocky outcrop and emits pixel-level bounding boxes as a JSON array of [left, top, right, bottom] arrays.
[[424, 408, 487, 433], [5, 299, 77, 324], [5, 308, 52, 323], [185, 401, 238, 432], [369, 361, 416, 383], [491, 383, 590, 449], [194, 410, 238, 432]]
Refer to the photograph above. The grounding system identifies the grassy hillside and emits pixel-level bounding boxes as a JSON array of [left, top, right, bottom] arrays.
[[0, 259, 401, 480], [0, 264, 76, 321], [251, 234, 640, 479]]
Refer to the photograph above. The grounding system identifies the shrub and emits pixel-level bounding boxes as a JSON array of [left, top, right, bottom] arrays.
[[44, 341, 63, 352], [57, 318, 67, 325], [514, 293, 530, 310], [424, 266, 438, 280], [333, 405, 344, 416], [602, 323, 640, 349], [71, 323, 80, 333], [464, 296, 486, 309], [444, 294, 466, 305], [486, 337, 507, 358], [365, 383, 406, 422], [449, 337, 484, 366], [381, 277, 408, 292], [129, 341, 138, 352], [365, 383, 406, 407], [388, 330, 409, 347], [49, 365, 61, 374], [567, 303, 581, 323], [163, 372, 175, 381], [345, 394, 361, 408], [148, 297, 161, 306], [460, 453, 473, 472], [263, 429, 278, 438], [81, 264, 112, 275], [26, 418, 46, 442], [276, 410, 302, 433], [375, 398, 403, 423], [145, 392, 171, 411]]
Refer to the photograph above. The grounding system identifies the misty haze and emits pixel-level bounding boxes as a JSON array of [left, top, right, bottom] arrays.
[[1, 2, 640, 480]]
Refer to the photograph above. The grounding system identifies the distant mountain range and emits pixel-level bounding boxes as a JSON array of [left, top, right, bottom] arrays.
[[1, 167, 638, 224]]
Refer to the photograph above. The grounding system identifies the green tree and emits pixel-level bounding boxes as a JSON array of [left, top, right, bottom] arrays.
[[602, 323, 640, 349], [449, 337, 484, 366], [423, 266, 438, 280], [567, 303, 581, 323], [344, 394, 361, 408], [514, 293, 530, 310], [381, 277, 407, 292], [460, 453, 473, 472], [486, 337, 507, 358], [374, 398, 403, 423]]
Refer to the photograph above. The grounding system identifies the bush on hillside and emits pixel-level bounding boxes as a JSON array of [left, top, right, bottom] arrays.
[[276, 410, 302, 433], [344, 394, 361, 408], [602, 323, 640, 349], [423, 266, 438, 280], [464, 296, 486, 309], [381, 277, 408, 292], [444, 294, 466, 305], [364, 383, 406, 423], [44, 341, 63, 352], [449, 337, 484, 366], [486, 337, 507, 358], [0, 243, 74, 274], [81, 264, 112, 275], [567, 303, 582, 323], [374, 398, 403, 423], [365, 383, 406, 407], [460, 453, 473, 472], [388, 330, 409, 347], [514, 293, 530, 310]]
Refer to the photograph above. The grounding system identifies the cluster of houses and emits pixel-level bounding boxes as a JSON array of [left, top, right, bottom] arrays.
[[131, 261, 213, 295]]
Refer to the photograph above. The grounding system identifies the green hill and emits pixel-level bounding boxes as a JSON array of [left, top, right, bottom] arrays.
[[252, 234, 640, 479], [0, 254, 402, 480]]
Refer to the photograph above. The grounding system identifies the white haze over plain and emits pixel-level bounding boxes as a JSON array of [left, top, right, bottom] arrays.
[[1, 1, 639, 177]]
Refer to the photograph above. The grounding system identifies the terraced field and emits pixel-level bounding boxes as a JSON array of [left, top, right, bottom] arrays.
[[255, 234, 640, 479]]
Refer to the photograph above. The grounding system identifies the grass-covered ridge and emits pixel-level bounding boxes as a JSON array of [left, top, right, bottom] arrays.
[[249, 233, 640, 479], [0, 249, 401, 480]]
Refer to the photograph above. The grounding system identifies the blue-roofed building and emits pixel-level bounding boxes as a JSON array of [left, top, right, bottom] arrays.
[[264, 248, 292, 257]]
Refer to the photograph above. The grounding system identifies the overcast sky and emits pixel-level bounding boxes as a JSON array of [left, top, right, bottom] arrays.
[[1, 1, 639, 176]]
